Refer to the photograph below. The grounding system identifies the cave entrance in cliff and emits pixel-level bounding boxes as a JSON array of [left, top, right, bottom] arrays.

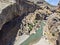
[[0, 16, 21, 45]]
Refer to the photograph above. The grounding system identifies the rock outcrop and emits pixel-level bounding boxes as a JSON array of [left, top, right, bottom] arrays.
[[43, 13, 60, 45], [0, 0, 39, 30], [0, 0, 40, 45], [0, 0, 60, 45]]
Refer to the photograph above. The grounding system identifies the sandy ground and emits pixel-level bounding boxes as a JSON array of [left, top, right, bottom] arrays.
[[14, 35, 52, 45], [14, 34, 29, 45], [33, 36, 52, 45]]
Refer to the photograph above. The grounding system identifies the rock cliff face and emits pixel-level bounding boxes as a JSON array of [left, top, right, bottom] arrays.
[[0, 0, 40, 45], [0, 0, 16, 30], [0, 0, 39, 30]]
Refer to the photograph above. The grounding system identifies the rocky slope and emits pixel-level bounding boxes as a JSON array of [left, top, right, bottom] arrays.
[[0, 0, 60, 45]]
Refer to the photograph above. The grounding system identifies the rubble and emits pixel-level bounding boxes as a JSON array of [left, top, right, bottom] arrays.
[[19, 6, 53, 35], [43, 13, 60, 45]]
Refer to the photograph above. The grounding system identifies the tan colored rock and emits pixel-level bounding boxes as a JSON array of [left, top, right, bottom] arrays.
[[43, 13, 60, 45]]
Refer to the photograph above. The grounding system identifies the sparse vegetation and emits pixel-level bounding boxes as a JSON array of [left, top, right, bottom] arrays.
[[28, 23, 33, 30]]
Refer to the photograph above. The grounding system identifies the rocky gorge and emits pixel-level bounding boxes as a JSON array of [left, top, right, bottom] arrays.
[[0, 0, 60, 45]]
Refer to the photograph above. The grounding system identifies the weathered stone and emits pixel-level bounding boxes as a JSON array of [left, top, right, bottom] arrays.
[[0, 0, 40, 45], [43, 13, 60, 45], [0, 0, 16, 30], [0, 0, 39, 30]]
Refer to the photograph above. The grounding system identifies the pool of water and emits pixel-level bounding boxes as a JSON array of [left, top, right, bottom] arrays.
[[20, 21, 45, 45]]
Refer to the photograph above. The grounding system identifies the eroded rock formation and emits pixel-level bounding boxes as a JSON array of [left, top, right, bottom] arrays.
[[0, 0, 40, 45], [43, 13, 60, 45], [0, 0, 60, 45], [0, 0, 40, 30]]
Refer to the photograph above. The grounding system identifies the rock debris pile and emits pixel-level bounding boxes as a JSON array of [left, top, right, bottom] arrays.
[[43, 13, 60, 45]]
